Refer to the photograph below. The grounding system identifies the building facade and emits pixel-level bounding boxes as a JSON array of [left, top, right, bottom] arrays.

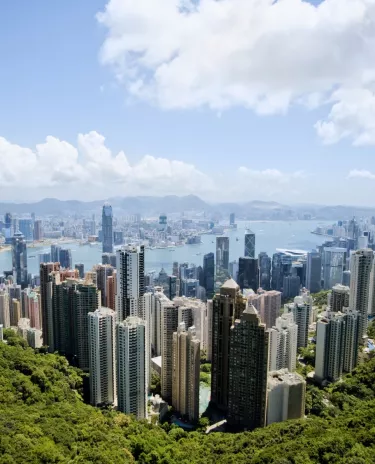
[[102, 202, 113, 254]]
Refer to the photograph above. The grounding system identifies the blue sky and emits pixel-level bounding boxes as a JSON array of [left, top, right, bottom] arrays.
[[0, 0, 375, 205]]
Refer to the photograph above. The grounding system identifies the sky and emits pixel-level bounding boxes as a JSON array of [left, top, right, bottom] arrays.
[[1, 0, 375, 206]]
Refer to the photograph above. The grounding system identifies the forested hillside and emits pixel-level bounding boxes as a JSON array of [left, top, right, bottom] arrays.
[[1, 331, 375, 463]]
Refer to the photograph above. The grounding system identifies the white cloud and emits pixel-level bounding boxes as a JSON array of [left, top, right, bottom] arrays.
[[0, 131, 305, 202], [348, 169, 375, 180], [97, 0, 375, 144]]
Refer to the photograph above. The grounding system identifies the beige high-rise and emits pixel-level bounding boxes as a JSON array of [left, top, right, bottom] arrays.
[[172, 323, 200, 421]]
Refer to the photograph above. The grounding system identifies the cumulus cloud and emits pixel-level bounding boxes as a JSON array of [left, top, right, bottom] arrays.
[[97, 0, 375, 144], [0, 131, 214, 201], [348, 169, 375, 180], [0, 131, 305, 202]]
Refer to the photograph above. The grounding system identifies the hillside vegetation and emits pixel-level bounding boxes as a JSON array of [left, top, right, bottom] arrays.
[[1, 331, 375, 463]]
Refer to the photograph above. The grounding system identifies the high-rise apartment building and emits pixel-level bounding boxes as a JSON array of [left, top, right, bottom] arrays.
[[244, 231, 256, 258], [349, 249, 373, 340], [216, 236, 229, 275], [285, 294, 312, 349], [172, 323, 200, 422], [102, 203, 113, 254], [10, 298, 21, 326], [33, 220, 43, 241], [0, 289, 10, 328], [368, 258, 375, 316], [266, 369, 306, 425], [161, 302, 179, 401], [40, 262, 61, 351], [315, 308, 359, 384], [227, 304, 269, 430], [203, 253, 215, 299], [329, 284, 350, 312], [95, 264, 113, 306], [211, 279, 246, 412], [206, 299, 213, 362], [12, 232, 28, 288], [258, 252, 271, 290], [306, 252, 322, 293], [106, 271, 117, 310], [88, 308, 116, 406], [238, 257, 259, 292], [259, 290, 282, 329], [268, 312, 298, 372], [323, 247, 346, 290], [116, 245, 145, 322], [117, 317, 148, 419]]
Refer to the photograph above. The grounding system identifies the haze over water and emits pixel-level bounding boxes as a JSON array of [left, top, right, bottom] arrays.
[[0, 220, 332, 276]]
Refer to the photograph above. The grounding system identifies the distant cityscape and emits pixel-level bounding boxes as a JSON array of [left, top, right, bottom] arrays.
[[1, 203, 375, 431]]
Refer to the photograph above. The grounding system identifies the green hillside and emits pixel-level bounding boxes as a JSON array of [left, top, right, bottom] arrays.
[[1, 330, 375, 463]]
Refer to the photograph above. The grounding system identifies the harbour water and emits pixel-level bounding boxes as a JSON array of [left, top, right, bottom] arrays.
[[0, 220, 332, 276]]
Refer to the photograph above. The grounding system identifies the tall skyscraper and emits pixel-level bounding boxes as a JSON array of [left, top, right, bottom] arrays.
[[12, 232, 28, 289], [227, 304, 269, 430], [323, 247, 346, 290], [329, 284, 350, 312], [0, 289, 10, 328], [50, 244, 61, 263], [259, 252, 271, 290], [106, 271, 117, 310], [40, 263, 61, 351], [238, 257, 259, 292], [266, 369, 306, 425], [342, 270, 351, 287], [102, 253, 117, 267], [315, 308, 359, 384], [172, 323, 200, 422], [229, 213, 235, 226], [117, 317, 148, 419], [203, 253, 215, 299], [59, 249, 72, 269], [102, 202, 113, 254], [282, 275, 301, 299], [161, 302, 179, 401], [216, 237, 229, 275], [211, 278, 246, 412], [271, 253, 283, 291], [33, 220, 43, 241], [306, 252, 322, 293], [349, 249, 373, 341], [244, 230, 255, 258], [285, 294, 312, 349], [95, 264, 113, 306], [268, 312, 298, 372], [4, 212, 12, 244], [116, 245, 145, 322], [368, 258, 375, 316], [259, 290, 282, 329], [18, 219, 33, 241], [88, 308, 116, 407]]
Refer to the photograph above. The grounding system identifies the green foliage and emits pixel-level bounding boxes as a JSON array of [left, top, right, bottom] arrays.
[[312, 290, 330, 308], [150, 373, 161, 396], [299, 343, 316, 367], [4, 334, 375, 462], [367, 320, 375, 339]]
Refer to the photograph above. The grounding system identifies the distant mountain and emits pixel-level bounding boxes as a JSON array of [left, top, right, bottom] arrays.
[[0, 195, 375, 220]]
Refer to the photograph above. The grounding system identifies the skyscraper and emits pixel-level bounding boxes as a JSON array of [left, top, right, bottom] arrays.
[[95, 264, 113, 306], [315, 308, 359, 384], [12, 232, 28, 289], [259, 290, 282, 329], [33, 220, 43, 241], [4, 212, 12, 244], [116, 245, 145, 322], [50, 244, 61, 263], [329, 284, 350, 312], [18, 219, 33, 241], [102, 202, 113, 254], [0, 289, 10, 328], [306, 252, 322, 293], [40, 262, 61, 351], [238, 257, 259, 292], [368, 258, 375, 316], [271, 253, 283, 291], [203, 253, 215, 299], [106, 271, 117, 310], [75, 263, 85, 278], [285, 294, 312, 349], [211, 278, 246, 412], [349, 249, 373, 341], [117, 317, 148, 419], [323, 247, 346, 290], [266, 369, 306, 425], [161, 302, 179, 401], [172, 323, 200, 422], [244, 231, 256, 258], [88, 308, 116, 407], [258, 252, 271, 290], [59, 249, 72, 269], [282, 275, 301, 299], [268, 312, 298, 372], [216, 236, 229, 276], [229, 213, 235, 226], [227, 304, 269, 430]]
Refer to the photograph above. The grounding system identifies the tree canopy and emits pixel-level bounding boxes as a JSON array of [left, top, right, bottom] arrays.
[[2, 332, 375, 463]]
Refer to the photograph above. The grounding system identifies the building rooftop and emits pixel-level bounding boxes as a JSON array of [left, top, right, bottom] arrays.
[[268, 368, 305, 388], [222, 278, 239, 290]]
